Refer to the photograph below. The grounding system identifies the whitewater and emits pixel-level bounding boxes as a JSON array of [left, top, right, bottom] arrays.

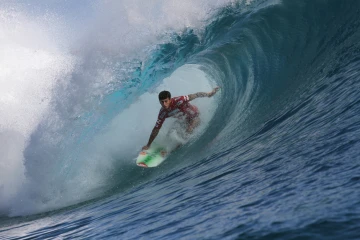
[[1, 0, 360, 239]]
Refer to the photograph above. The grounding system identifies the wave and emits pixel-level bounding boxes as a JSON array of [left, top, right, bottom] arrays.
[[1, 0, 360, 221]]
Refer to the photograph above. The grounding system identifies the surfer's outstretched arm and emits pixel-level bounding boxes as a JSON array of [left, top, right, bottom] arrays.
[[143, 128, 160, 150], [188, 87, 220, 101], [143, 109, 166, 150]]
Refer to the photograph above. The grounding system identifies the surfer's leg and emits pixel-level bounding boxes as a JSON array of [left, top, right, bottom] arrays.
[[186, 116, 201, 134], [167, 119, 181, 137]]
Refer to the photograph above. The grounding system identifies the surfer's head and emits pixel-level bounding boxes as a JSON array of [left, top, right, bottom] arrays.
[[159, 90, 171, 109]]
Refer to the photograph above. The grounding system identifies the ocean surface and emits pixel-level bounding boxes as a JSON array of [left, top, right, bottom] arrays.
[[1, 0, 360, 239]]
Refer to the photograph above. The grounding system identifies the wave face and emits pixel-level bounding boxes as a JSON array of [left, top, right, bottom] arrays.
[[1, 0, 360, 239]]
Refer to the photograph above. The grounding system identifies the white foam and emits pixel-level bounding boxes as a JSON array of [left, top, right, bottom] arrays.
[[78, 0, 241, 55], [0, 8, 74, 214]]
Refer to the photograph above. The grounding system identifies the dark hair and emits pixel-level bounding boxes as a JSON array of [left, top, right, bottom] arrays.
[[158, 90, 171, 100]]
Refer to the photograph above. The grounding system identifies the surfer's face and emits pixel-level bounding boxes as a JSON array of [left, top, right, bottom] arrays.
[[160, 98, 171, 109]]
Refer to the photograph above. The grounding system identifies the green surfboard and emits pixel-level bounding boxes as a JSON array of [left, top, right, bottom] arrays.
[[136, 145, 167, 168]]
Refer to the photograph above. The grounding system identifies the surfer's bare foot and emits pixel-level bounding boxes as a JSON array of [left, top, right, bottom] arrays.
[[160, 150, 167, 157]]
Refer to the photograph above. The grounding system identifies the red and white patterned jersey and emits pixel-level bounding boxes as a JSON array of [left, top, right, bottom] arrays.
[[154, 95, 199, 129]]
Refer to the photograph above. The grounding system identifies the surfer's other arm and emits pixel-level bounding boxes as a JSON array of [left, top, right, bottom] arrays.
[[142, 106, 166, 150], [188, 87, 220, 101], [143, 127, 160, 150]]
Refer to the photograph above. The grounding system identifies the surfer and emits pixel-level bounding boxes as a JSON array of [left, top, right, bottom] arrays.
[[142, 87, 220, 151]]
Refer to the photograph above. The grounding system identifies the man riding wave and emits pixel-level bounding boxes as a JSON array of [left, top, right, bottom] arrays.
[[142, 87, 220, 151]]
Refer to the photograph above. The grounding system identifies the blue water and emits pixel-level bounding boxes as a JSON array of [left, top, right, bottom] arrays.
[[1, 0, 360, 239]]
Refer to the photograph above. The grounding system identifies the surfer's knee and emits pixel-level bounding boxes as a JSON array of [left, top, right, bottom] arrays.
[[186, 117, 200, 133]]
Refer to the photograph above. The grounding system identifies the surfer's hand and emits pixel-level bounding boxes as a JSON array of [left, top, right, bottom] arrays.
[[208, 87, 220, 97], [142, 145, 150, 150]]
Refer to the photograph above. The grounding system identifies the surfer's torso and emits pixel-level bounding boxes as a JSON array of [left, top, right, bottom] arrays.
[[154, 95, 199, 129]]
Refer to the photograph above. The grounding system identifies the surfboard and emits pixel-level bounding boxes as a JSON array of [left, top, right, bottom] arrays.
[[136, 145, 167, 168]]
